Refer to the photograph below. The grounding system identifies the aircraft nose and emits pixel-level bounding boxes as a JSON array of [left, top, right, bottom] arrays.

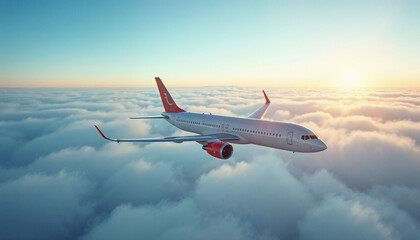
[[311, 139, 327, 152], [317, 139, 327, 151]]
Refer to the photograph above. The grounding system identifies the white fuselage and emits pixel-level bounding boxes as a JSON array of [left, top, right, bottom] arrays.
[[163, 112, 327, 153]]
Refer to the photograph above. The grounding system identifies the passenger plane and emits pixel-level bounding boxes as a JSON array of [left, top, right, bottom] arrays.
[[94, 77, 327, 159]]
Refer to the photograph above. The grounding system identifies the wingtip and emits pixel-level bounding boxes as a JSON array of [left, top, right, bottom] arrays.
[[262, 90, 270, 103], [155, 77, 161, 81], [94, 125, 108, 140]]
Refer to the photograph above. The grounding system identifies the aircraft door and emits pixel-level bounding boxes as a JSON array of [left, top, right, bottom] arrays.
[[221, 124, 229, 132], [287, 131, 293, 145]]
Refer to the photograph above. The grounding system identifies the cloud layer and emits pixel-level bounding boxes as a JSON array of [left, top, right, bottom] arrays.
[[0, 87, 419, 240]]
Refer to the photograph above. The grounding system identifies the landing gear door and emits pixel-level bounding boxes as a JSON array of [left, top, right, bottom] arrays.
[[287, 131, 293, 145]]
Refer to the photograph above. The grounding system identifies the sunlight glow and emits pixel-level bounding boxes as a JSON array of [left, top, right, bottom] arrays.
[[339, 73, 363, 90]]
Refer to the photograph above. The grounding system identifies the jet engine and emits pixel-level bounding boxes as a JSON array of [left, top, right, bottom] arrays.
[[202, 142, 233, 159]]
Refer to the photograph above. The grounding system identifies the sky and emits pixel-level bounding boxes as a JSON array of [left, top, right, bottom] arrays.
[[1, 0, 420, 88], [1, 87, 420, 239]]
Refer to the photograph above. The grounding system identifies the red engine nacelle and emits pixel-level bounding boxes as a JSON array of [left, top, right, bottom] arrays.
[[202, 142, 233, 159]]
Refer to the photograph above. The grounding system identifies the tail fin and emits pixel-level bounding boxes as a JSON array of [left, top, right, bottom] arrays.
[[155, 77, 185, 112]]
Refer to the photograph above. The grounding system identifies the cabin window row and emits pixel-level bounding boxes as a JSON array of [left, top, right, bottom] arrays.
[[232, 128, 281, 137], [177, 119, 221, 128], [177, 119, 200, 125], [203, 122, 220, 128]]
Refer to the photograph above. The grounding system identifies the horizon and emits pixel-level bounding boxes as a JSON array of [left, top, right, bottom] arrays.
[[2, 84, 420, 90]]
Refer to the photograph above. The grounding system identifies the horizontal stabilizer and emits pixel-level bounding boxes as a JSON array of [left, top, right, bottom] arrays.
[[130, 116, 168, 119]]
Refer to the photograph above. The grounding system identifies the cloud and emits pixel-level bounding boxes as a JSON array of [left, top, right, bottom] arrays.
[[81, 200, 261, 240], [369, 185, 420, 223], [98, 159, 190, 211], [0, 171, 94, 240], [298, 196, 419, 240], [194, 157, 312, 239], [1, 87, 420, 239], [81, 157, 420, 240], [300, 169, 420, 240]]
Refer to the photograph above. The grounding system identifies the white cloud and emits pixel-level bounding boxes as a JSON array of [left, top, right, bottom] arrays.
[[0, 171, 94, 240], [1, 87, 420, 239]]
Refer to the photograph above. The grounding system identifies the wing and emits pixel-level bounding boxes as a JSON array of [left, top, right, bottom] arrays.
[[130, 116, 167, 119], [94, 125, 239, 143], [248, 90, 271, 119]]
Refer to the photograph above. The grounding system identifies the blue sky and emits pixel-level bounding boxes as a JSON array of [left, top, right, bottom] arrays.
[[1, 0, 419, 87]]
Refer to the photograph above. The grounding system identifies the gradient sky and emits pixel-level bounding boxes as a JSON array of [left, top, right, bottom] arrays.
[[1, 0, 420, 88]]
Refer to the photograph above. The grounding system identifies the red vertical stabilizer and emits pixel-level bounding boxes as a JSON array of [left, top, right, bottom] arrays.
[[155, 77, 185, 112]]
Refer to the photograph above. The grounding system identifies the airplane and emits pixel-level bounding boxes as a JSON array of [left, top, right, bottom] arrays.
[[94, 77, 327, 159]]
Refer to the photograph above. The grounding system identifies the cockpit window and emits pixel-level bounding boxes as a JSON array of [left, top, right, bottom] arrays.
[[301, 135, 318, 140]]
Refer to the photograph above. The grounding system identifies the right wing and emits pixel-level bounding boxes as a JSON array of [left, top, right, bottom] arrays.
[[94, 125, 239, 143], [248, 90, 271, 119]]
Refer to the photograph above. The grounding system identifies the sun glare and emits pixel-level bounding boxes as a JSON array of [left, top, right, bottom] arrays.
[[338, 73, 363, 90]]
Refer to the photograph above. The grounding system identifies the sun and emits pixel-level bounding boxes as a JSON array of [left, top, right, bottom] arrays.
[[338, 73, 363, 90]]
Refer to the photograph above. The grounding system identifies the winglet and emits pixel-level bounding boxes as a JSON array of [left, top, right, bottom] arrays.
[[94, 125, 109, 140], [262, 90, 270, 103]]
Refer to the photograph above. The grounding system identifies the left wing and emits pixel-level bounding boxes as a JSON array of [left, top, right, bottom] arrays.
[[94, 125, 239, 143], [130, 116, 167, 119], [248, 90, 271, 119]]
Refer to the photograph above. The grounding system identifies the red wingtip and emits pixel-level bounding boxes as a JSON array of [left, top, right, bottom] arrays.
[[94, 125, 108, 139], [262, 90, 270, 103]]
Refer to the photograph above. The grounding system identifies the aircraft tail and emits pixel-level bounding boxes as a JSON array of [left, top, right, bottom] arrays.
[[155, 77, 185, 113]]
